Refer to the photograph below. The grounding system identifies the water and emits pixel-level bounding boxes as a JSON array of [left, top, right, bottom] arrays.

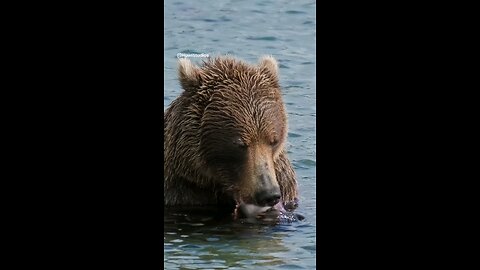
[[164, 0, 316, 268]]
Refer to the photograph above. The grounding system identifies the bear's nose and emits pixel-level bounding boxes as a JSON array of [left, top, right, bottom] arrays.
[[255, 189, 281, 207]]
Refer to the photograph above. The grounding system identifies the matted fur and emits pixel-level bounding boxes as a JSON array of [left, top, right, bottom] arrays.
[[164, 55, 298, 210]]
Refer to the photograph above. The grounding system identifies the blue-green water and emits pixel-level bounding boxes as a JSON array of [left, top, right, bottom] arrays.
[[164, 0, 316, 269]]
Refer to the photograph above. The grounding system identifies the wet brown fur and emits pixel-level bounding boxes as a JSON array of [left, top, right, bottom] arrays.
[[164, 55, 298, 210]]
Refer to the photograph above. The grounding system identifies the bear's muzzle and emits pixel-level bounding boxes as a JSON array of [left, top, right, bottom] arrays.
[[254, 173, 281, 206]]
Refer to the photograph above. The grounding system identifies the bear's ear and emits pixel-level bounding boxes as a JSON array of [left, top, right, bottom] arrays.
[[178, 58, 201, 91], [258, 55, 279, 78]]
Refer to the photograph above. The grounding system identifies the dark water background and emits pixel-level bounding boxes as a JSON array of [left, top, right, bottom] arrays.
[[164, 0, 316, 268]]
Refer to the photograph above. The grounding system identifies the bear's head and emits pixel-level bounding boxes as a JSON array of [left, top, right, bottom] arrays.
[[171, 55, 297, 210]]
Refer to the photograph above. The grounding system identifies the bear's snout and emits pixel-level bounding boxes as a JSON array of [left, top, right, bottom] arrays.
[[254, 174, 281, 207]]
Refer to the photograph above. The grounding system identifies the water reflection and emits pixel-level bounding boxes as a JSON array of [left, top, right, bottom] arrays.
[[165, 209, 314, 269]]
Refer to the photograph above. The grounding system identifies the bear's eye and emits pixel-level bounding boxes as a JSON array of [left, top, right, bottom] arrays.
[[270, 138, 279, 147], [233, 138, 247, 149]]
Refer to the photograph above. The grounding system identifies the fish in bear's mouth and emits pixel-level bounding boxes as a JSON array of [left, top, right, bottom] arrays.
[[232, 197, 303, 223], [234, 199, 283, 218]]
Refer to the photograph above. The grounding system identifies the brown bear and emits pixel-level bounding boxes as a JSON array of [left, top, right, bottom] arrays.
[[164, 55, 299, 219]]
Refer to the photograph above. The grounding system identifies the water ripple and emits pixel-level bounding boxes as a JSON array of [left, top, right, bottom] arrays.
[[285, 10, 306, 14], [246, 36, 277, 41]]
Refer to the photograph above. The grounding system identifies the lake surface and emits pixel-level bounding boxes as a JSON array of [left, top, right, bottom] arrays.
[[164, 0, 316, 268]]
